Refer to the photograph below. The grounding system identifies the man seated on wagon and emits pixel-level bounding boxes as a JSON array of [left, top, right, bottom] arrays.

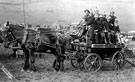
[[113, 19, 121, 44], [92, 14, 110, 44], [108, 10, 118, 44], [78, 9, 95, 46], [78, 9, 95, 36], [92, 14, 102, 44], [109, 8, 117, 26], [102, 14, 112, 44]]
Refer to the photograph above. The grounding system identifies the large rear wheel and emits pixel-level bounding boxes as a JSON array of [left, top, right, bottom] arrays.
[[112, 51, 126, 70], [84, 53, 102, 72]]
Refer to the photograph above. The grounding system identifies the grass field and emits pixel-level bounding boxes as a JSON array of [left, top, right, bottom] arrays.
[[0, 41, 135, 82]]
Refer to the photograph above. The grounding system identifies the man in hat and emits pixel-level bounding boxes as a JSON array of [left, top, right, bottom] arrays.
[[109, 9, 117, 27], [99, 14, 108, 44], [78, 9, 95, 26], [108, 16, 118, 44], [92, 14, 105, 44], [94, 7, 99, 16], [78, 9, 95, 46], [113, 19, 121, 44], [90, 9, 94, 17], [102, 14, 112, 44], [114, 19, 120, 33]]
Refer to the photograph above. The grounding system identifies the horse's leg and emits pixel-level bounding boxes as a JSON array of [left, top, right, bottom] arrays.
[[22, 49, 30, 71], [59, 56, 65, 71], [52, 49, 60, 72], [56, 44, 65, 71], [60, 45, 66, 71], [29, 49, 36, 72], [53, 58, 60, 72]]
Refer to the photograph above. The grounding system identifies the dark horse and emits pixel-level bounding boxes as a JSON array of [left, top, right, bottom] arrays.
[[5, 25, 66, 72], [21, 28, 66, 72]]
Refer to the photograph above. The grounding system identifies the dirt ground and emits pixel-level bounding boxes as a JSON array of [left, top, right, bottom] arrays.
[[0, 43, 135, 82]]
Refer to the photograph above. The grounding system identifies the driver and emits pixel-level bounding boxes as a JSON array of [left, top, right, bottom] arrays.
[[78, 9, 95, 37], [78, 9, 95, 46]]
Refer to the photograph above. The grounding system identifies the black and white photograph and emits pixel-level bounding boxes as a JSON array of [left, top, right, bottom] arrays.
[[0, 0, 135, 82]]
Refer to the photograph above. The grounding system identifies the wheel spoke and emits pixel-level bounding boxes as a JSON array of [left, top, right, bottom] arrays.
[[93, 59, 101, 71]]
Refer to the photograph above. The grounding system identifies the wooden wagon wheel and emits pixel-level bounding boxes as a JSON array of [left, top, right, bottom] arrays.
[[84, 53, 102, 72], [70, 50, 86, 69], [112, 51, 126, 70], [71, 55, 84, 69]]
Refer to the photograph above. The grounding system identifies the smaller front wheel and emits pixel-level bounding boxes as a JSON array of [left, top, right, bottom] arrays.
[[71, 56, 84, 69], [84, 53, 102, 72]]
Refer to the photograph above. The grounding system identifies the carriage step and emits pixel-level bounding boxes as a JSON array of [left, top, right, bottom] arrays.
[[91, 44, 106, 48], [8, 47, 22, 50], [104, 58, 112, 61]]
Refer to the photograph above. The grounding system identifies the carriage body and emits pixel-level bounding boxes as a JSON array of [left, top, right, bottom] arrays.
[[89, 44, 123, 60], [70, 43, 126, 72]]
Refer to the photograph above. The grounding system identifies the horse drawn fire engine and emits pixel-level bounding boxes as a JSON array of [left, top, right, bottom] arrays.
[[67, 25, 127, 72]]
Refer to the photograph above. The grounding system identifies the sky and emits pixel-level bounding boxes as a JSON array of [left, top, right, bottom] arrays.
[[0, 0, 135, 32]]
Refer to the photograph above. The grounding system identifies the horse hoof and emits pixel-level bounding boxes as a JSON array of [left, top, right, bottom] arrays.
[[53, 70, 57, 73], [27, 70, 30, 73], [57, 71, 61, 74], [59, 66, 64, 72], [21, 69, 24, 72], [30, 71, 33, 73]]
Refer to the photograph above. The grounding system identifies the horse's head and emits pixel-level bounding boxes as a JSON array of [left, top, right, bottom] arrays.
[[4, 24, 25, 42]]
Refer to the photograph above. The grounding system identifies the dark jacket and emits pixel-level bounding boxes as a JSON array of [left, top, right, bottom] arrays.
[[83, 15, 95, 25], [109, 15, 117, 25], [113, 25, 120, 33], [102, 21, 111, 31], [92, 18, 103, 31]]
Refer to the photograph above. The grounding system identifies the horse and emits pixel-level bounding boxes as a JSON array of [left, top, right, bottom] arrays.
[[21, 28, 66, 72], [0, 24, 25, 57]]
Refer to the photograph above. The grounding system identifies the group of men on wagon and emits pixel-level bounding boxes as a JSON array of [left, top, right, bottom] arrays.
[[78, 8, 120, 46]]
